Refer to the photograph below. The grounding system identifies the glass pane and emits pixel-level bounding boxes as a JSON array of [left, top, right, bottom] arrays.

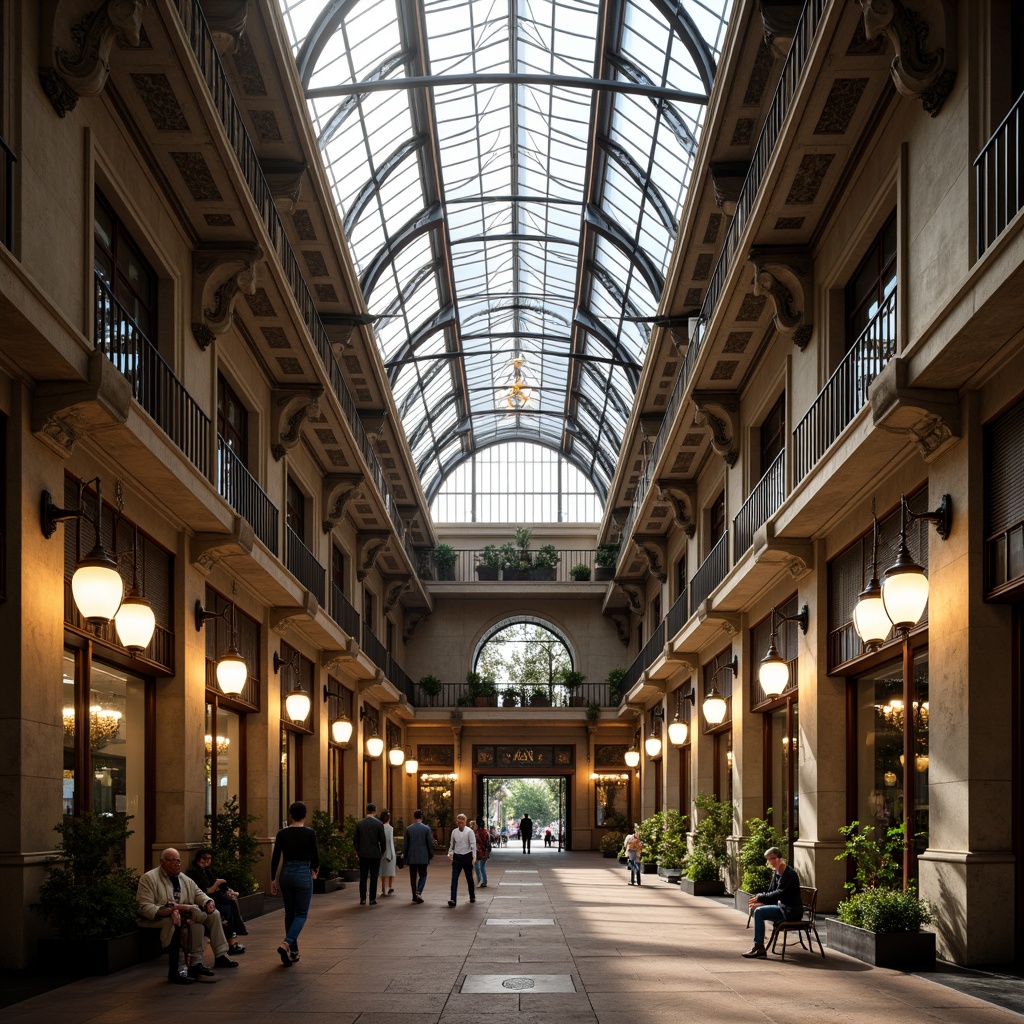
[[595, 776, 629, 827], [855, 660, 905, 835]]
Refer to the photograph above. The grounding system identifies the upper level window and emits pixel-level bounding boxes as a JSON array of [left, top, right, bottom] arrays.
[[332, 546, 346, 597], [759, 394, 786, 477], [217, 374, 248, 466], [709, 490, 726, 547], [846, 213, 896, 347], [94, 190, 157, 341], [286, 477, 306, 537]]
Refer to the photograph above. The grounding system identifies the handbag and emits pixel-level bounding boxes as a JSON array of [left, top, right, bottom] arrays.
[[396, 853, 404, 869]]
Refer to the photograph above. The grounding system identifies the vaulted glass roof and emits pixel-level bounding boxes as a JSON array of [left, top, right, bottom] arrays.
[[279, 0, 731, 503]]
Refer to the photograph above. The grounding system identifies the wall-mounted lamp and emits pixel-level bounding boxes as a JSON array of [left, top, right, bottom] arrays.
[[113, 525, 156, 656], [196, 598, 248, 695], [854, 494, 952, 649], [389, 744, 406, 767], [645, 707, 665, 758], [322, 684, 353, 744], [404, 748, 419, 775], [624, 723, 641, 768], [668, 688, 695, 746], [703, 656, 736, 725], [42, 480, 124, 629], [360, 705, 383, 758], [758, 604, 809, 697], [275, 649, 310, 724]]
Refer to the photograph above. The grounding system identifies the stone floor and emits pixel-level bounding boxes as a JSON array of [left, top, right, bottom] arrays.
[[3, 848, 1023, 1022]]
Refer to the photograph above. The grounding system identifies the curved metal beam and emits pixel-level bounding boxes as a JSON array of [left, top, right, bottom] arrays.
[[343, 136, 427, 238], [584, 204, 664, 299], [358, 202, 444, 301], [598, 134, 678, 235]]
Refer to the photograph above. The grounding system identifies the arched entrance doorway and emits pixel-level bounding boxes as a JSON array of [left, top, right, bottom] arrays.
[[478, 774, 570, 851]]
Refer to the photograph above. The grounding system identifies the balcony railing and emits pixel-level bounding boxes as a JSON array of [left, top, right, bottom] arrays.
[[95, 273, 211, 477], [665, 589, 688, 640], [976, 88, 1024, 256], [171, 0, 407, 550], [422, 548, 599, 583], [286, 525, 325, 605], [733, 450, 786, 560], [691, 532, 729, 611], [412, 681, 616, 709], [361, 622, 388, 674], [216, 435, 279, 555], [792, 287, 897, 482], [622, 619, 666, 695], [329, 583, 360, 638], [386, 654, 415, 703], [0, 135, 14, 251]]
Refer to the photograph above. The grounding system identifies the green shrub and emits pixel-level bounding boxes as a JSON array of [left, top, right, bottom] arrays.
[[570, 563, 591, 581], [835, 820, 905, 894], [685, 851, 721, 882], [478, 545, 503, 569], [595, 543, 619, 567], [310, 810, 346, 879], [534, 544, 560, 569], [739, 809, 787, 893], [836, 885, 933, 933], [691, 792, 731, 877], [336, 815, 360, 870], [657, 810, 690, 869], [34, 812, 140, 939], [606, 667, 626, 703], [207, 794, 263, 896], [600, 830, 625, 855], [636, 813, 664, 863]]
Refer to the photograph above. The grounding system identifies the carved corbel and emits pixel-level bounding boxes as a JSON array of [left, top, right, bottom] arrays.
[[760, 0, 804, 58], [32, 349, 132, 458], [634, 535, 668, 583], [357, 532, 390, 581], [869, 356, 960, 461], [190, 516, 254, 576], [752, 523, 814, 579], [404, 612, 428, 644], [198, 0, 248, 55], [750, 248, 813, 349], [617, 582, 644, 614], [665, 650, 698, 677], [607, 613, 630, 646], [39, 0, 146, 118], [270, 592, 318, 632], [191, 245, 261, 350], [692, 393, 739, 468], [259, 159, 306, 211], [321, 474, 364, 533], [710, 162, 749, 216], [695, 602, 742, 636], [321, 312, 377, 349], [383, 575, 412, 614], [856, 0, 957, 116], [271, 386, 323, 461], [321, 641, 358, 672], [655, 479, 697, 538]]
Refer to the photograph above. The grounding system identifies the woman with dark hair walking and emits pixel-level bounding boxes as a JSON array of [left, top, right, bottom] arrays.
[[269, 801, 319, 966]]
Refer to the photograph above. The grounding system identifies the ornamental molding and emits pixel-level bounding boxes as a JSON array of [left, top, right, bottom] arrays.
[[271, 386, 322, 461], [383, 575, 412, 614], [199, 0, 249, 55], [39, 0, 147, 118], [356, 531, 390, 581], [270, 592, 318, 632], [403, 612, 428, 644], [617, 582, 644, 614], [856, 0, 957, 116], [260, 158, 306, 211], [655, 479, 697, 537], [869, 356, 960, 462], [191, 244, 262, 350], [321, 474, 364, 533], [190, 516, 255, 575], [634, 535, 667, 583], [760, 1, 803, 58], [692, 393, 739, 467], [608, 613, 630, 646], [750, 248, 813, 349]]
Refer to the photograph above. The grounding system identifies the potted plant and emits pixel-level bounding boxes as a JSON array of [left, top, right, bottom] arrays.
[[34, 811, 143, 975], [207, 794, 264, 917], [310, 810, 345, 893], [635, 812, 664, 874], [606, 666, 627, 704], [681, 793, 730, 896], [504, 528, 534, 580], [531, 543, 560, 581], [433, 542, 457, 580], [529, 685, 551, 706], [336, 816, 362, 881], [735, 809, 786, 912], [657, 810, 690, 883], [417, 674, 443, 706], [501, 687, 519, 708], [466, 671, 496, 706], [557, 667, 587, 706], [585, 700, 602, 725], [594, 542, 619, 581], [570, 562, 591, 581], [476, 544, 502, 580], [600, 830, 625, 858]]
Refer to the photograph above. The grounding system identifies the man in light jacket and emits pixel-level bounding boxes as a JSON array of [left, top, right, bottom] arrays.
[[447, 813, 476, 907]]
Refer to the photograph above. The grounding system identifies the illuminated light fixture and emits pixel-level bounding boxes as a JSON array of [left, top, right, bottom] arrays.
[[703, 655, 737, 726], [881, 493, 952, 635], [668, 688, 695, 746], [645, 707, 665, 758], [624, 745, 640, 768], [915, 753, 930, 773], [758, 604, 809, 697], [590, 772, 630, 781], [114, 525, 156, 656], [883, 770, 897, 786], [63, 704, 122, 749], [853, 505, 890, 651], [195, 598, 248, 695], [501, 353, 534, 410], [405, 750, 419, 775], [359, 705, 383, 758], [43, 479, 124, 627], [323, 684, 353, 745], [204, 734, 230, 757], [389, 745, 405, 767], [275, 649, 310, 725]]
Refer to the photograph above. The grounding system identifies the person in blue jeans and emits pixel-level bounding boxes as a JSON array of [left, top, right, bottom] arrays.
[[742, 847, 802, 959], [472, 819, 491, 887], [625, 826, 643, 885], [269, 801, 319, 967]]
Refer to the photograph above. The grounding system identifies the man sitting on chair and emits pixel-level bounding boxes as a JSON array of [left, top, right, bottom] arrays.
[[137, 848, 240, 983], [742, 846, 803, 959]]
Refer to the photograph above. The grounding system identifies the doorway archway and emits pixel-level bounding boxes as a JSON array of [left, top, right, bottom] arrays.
[[478, 774, 570, 851]]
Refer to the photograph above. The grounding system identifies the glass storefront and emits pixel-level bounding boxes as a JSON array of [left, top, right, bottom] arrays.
[[205, 703, 241, 818]]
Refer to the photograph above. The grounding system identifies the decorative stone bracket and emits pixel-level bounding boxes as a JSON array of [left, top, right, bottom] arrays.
[[32, 349, 132, 458], [190, 516, 255, 575], [192, 245, 262, 350], [321, 639, 359, 672], [760, 1, 804, 58], [39, 0, 147, 118], [751, 524, 814, 580], [750, 248, 813, 349], [259, 158, 306, 212], [321, 474, 364, 533], [692, 393, 739, 467], [270, 592, 319, 633], [608, 612, 630, 646], [404, 611, 429, 644], [856, 0, 957, 117], [695, 602, 742, 637], [199, 0, 249, 55], [356, 531, 390, 581], [617, 582, 644, 614], [271, 386, 323, 461], [710, 162, 749, 217], [663, 649, 697, 675], [869, 356, 960, 461], [655, 479, 697, 538], [634, 535, 667, 583], [383, 575, 412, 614]]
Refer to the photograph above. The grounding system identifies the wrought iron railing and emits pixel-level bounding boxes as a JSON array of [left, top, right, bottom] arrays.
[[690, 532, 729, 611], [422, 548, 599, 582], [792, 287, 897, 482], [665, 589, 688, 641], [329, 583, 360, 639], [94, 273, 211, 476], [386, 654, 415, 703], [976, 88, 1024, 256], [412, 681, 616, 709], [733, 450, 786, 560], [622, 619, 666, 695], [216, 435, 279, 555], [361, 622, 388, 674], [0, 135, 15, 251], [286, 525, 325, 605]]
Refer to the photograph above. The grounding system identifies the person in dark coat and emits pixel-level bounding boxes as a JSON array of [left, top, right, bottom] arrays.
[[519, 813, 534, 854], [186, 849, 247, 952], [353, 802, 387, 905], [742, 847, 803, 958], [403, 808, 434, 903]]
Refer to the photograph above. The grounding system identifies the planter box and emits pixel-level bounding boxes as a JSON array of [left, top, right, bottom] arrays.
[[504, 568, 531, 581], [313, 876, 345, 894], [594, 566, 615, 581], [475, 566, 499, 580], [657, 866, 682, 884], [339, 868, 361, 882], [641, 862, 658, 874], [39, 930, 160, 977], [530, 567, 556, 581], [827, 918, 936, 971], [238, 891, 266, 920], [680, 877, 726, 897]]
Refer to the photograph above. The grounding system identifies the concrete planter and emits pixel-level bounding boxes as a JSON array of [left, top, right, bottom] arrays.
[[313, 876, 345, 894], [641, 861, 658, 874], [340, 868, 361, 882], [594, 566, 615, 581], [680, 876, 726, 897], [475, 566, 499, 580], [237, 891, 266, 920], [39, 930, 160, 977], [657, 865, 682, 884], [827, 918, 936, 971]]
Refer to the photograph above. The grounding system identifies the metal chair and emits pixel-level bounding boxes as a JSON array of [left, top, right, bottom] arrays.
[[767, 886, 825, 961]]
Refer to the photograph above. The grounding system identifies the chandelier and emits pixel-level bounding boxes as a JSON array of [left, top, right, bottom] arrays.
[[63, 705, 122, 749], [204, 734, 230, 756], [874, 699, 929, 732], [501, 355, 533, 410]]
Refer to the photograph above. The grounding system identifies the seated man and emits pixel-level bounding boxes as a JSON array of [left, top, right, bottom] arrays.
[[138, 847, 240, 983], [742, 846, 803, 959], [186, 849, 247, 952]]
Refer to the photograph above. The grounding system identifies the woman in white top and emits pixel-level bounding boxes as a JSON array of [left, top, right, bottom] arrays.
[[379, 809, 396, 897]]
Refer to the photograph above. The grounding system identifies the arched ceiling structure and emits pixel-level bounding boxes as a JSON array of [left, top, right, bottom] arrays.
[[279, 0, 732, 503]]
